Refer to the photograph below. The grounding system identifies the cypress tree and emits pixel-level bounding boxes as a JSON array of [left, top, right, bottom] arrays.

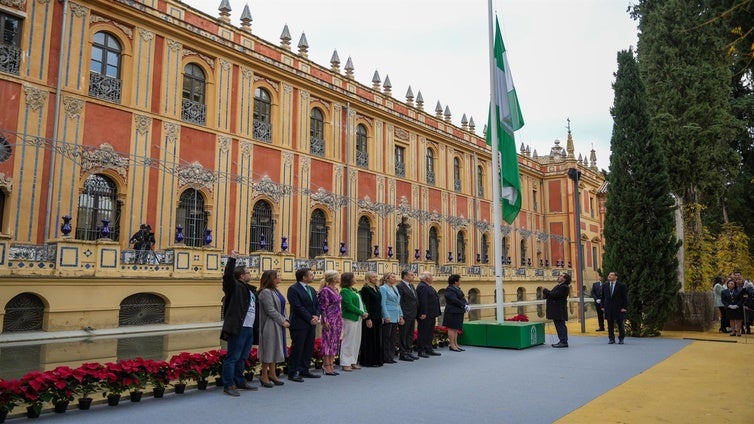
[[603, 49, 681, 337]]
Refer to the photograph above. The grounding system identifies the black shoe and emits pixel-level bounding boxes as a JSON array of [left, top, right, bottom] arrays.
[[236, 382, 258, 391], [457, 347, 466, 351], [324, 371, 339, 376], [271, 379, 285, 386], [409, 354, 420, 360], [259, 380, 274, 388], [449, 347, 463, 352], [223, 387, 240, 396], [618, 340, 624, 344], [418, 352, 429, 358], [596, 328, 605, 332], [608, 340, 616, 344], [288, 374, 303, 383], [399, 355, 414, 362], [551, 342, 568, 348], [427, 350, 442, 356], [300, 372, 321, 378], [385, 359, 397, 364]]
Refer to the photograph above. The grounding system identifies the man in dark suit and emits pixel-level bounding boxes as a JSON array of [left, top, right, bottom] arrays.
[[396, 270, 419, 361], [601, 271, 628, 344], [415, 271, 442, 357], [590, 280, 605, 331], [287, 267, 321, 381]]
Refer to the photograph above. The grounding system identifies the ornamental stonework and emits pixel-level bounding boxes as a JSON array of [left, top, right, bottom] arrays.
[[81, 143, 129, 178], [90, 15, 133, 39], [0, 172, 13, 193], [178, 162, 216, 191], [253, 175, 291, 202], [1, 0, 25, 9], [218, 136, 231, 153], [162, 121, 179, 144], [134, 114, 152, 135], [283, 151, 293, 167], [307, 188, 347, 211], [182, 49, 215, 69], [63, 96, 84, 120], [167, 39, 182, 52], [69, 2, 89, 17], [23, 85, 47, 111], [394, 128, 409, 141], [139, 29, 154, 42]]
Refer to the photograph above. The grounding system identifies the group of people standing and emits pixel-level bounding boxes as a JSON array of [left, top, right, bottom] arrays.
[[545, 271, 628, 348], [714, 271, 753, 337], [220, 253, 471, 396]]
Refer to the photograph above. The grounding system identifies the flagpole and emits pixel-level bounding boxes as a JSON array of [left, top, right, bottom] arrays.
[[487, 0, 505, 323]]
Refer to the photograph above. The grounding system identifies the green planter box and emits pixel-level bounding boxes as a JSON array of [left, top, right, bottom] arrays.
[[459, 321, 544, 349]]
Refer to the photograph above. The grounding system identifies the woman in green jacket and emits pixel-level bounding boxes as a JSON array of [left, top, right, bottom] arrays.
[[340, 272, 368, 371]]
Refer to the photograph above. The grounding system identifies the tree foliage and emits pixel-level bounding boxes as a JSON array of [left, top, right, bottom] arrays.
[[714, 222, 754, 276], [603, 49, 681, 337]]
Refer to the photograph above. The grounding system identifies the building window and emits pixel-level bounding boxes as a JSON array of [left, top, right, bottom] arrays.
[[590, 196, 595, 218], [520, 239, 527, 266], [477, 165, 484, 197], [0, 189, 5, 232], [517, 287, 525, 315], [396, 218, 409, 265], [429, 226, 439, 265], [395, 146, 405, 177], [503, 236, 509, 264], [426, 148, 435, 185], [356, 124, 368, 168], [310, 108, 325, 156], [76, 174, 120, 241], [0, 13, 22, 75], [119, 293, 165, 326], [181, 63, 206, 125], [308, 208, 328, 258], [250, 200, 274, 252], [357, 216, 372, 261], [481, 233, 489, 263], [253, 87, 272, 142], [456, 231, 466, 263], [592, 246, 598, 271], [176, 188, 207, 247], [533, 189, 538, 212], [453, 157, 462, 192], [2, 293, 44, 333], [468, 288, 481, 320], [89, 31, 122, 103]]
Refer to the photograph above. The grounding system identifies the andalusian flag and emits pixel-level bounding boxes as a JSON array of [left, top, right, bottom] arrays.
[[486, 17, 523, 224]]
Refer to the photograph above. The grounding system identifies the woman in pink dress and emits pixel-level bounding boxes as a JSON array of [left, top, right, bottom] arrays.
[[318, 270, 343, 375]]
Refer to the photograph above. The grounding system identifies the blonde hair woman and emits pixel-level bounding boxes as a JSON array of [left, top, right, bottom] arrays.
[[317, 270, 343, 375], [379, 272, 403, 363], [359, 271, 383, 367]]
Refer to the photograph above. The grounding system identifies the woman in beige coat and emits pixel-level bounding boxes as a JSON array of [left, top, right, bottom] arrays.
[[257, 270, 289, 387]]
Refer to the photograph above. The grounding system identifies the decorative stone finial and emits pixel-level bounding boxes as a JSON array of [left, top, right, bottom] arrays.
[[383, 75, 392, 95], [372, 70, 381, 90], [298, 32, 309, 58], [405, 86, 414, 106], [280, 24, 292, 50], [435, 101, 443, 118], [330, 50, 340, 72], [240, 4, 252, 33], [345, 57, 354, 80], [444, 106, 451, 122], [461, 114, 468, 130], [469, 117, 475, 133], [219, 0, 232, 24], [416, 91, 424, 110]]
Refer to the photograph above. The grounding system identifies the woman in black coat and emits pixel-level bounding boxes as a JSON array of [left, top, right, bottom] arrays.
[[442, 274, 468, 352], [543, 273, 571, 348], [721, 279, 743, 336]]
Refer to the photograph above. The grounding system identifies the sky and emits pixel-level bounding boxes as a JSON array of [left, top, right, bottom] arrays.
[[183, 0, 639, 170]]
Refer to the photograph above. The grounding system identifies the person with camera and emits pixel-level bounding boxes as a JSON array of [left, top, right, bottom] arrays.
[[129, 224, 155, 264], [544, 273, 571, 348]]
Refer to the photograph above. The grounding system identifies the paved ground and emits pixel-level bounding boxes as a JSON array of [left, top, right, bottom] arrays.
[[5, 318, 752, 423]]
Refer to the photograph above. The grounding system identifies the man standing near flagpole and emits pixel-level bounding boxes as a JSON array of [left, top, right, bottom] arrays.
[[487, 7, 524, 322]]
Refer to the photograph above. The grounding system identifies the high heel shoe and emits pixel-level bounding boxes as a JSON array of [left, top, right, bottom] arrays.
[[259, 379, 274, 388], [270, 379, 285, 386], [449, 347, 463, 352]]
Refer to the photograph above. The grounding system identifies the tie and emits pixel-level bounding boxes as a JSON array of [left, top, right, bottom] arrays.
[[306, 285, 313, 301], [610, 282, 614, 297], [409, 283, 416, 296]]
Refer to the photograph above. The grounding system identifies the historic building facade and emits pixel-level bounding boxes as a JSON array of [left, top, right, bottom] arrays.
[[0, 0, 605, 335]]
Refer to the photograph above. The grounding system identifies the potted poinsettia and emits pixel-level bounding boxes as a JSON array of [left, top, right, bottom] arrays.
[[203, 349, 226, 387], [169, 352, 208, 392], [244, 347, 259, 381], [46, 366, 79, 413], [72, 362, 106, 410], [18, 370, 56, 418], [143, 359, 176, 398], [117, 358, 150, 402], [0, 378, 24, 422], [101, 361, 132, 406]]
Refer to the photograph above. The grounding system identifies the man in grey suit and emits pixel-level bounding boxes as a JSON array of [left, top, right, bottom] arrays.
[[601, 271, 628, 344], [396, 270, 419, 361]]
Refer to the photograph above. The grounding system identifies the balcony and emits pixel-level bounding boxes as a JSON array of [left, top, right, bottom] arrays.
[[253, 119, 272, 143], [181, 98, 206, 126], [0, 42, 21, 75], [88, 72, 122, 103]]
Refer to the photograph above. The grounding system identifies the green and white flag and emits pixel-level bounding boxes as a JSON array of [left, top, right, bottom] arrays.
[[486, 17, 524, 224]]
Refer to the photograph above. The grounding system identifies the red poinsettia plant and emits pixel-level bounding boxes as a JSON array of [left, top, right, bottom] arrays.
[[204, 349, 226, 380], [0, 378, 24, 413], [170, 352, 209, 384], [18, 370, 57, 409], [243, 347, 259, 380], [505, 314, 530, 322], [72, 362, 107, 400], [45, 366, 80, 404], [142, 359, 176, 389], [101, 361, 139, 398]]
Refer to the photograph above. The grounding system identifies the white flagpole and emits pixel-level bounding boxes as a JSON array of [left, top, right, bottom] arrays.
[[487, 0, 505, 323]]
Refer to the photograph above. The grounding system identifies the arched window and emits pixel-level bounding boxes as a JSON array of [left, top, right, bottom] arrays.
[[453, 157, 462, 192], [477, 165, 485, 196], [536, 287, 544, 317], [250, 200, 274, 252], [429, 226, 439, 265], [356, 124, 368, 168], [119, 293, 166, 326], [468, 288, 481, 320], [481, 233, 489, 263], [2, 293, 44, 332], [176, 189, 207, 247], [520, 239, 527, 266], [76, 174, 120, 241], [503, 236, 510, 264], [456, 231, 466, 263], [182, 63, 206, 125], [357, 216, 372, 261], [396, 218, 409, 265], [253, 87, 272, 142], [426, 148, 435, 185], [310, 108, 325, 156], [437, 288, 446, 324], [0, 13, 22, 75], [89, 31, 122, 102], [308, 208, 328, 258]]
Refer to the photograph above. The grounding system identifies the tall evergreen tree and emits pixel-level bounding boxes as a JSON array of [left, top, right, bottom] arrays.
[[603, 49, 680, 337]]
